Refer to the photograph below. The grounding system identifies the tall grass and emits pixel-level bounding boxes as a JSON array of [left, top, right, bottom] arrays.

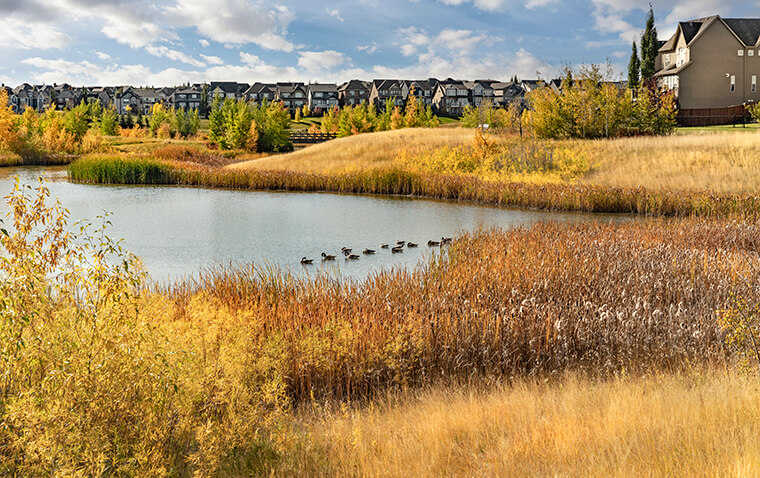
[[69, 154, 760, 219], [3, 180, 759, 474]]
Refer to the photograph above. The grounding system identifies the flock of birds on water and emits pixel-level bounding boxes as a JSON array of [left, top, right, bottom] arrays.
[[300, 237, 453, 264]]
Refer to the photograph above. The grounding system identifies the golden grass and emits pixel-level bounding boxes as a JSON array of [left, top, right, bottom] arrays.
[[229, 128, 760, 195], [579, 132, 760, 194], [228, 127, 476, 173], [285, 371, 760, 477]]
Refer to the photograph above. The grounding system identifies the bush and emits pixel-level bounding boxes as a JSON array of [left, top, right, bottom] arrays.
[[209, 98, 292, 153]]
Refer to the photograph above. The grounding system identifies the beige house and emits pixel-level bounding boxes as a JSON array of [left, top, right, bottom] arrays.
[[656, 16, 760, 109]]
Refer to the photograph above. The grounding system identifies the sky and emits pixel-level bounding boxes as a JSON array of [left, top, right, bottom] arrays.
[[1, 0, 759, 87]]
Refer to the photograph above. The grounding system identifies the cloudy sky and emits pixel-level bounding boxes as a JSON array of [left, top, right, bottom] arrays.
[[1, 0, 758, 87]]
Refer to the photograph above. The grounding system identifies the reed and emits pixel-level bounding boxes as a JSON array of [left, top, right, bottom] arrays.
[[160, 218, 760, 402], [69, 154, 760, 219]]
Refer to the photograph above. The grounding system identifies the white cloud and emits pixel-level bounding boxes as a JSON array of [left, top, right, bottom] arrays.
[[92, 50, 112, 61], [357, 43, 378, 54], [397, 27, 431, 56], [436, 29, 487, 53], [145, 45, 206, 67], [297, 50, 350, 73], [165, 0, 295, 51], [326, 8, 344, 22], [200, 54, 225, 65], [436, 0, 509, 12], [525, 0, 561, 8], [0, 18, 70, 50], [199, 39, 210, 48]]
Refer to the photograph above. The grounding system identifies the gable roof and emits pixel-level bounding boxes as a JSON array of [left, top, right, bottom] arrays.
[[723, 18, 760, 46], [308, 83, 338, 93], [339, 79, 369, 91], [661, 15, 760, 52]]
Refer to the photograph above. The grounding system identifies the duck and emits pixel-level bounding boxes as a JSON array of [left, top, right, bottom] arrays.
[[395, 240, 406, 246], [391, 245, 404, 253], [345, 253, 360, 260], [341, 247, 352, 254], [407, 242, 418, 248], [300, 257, 314, 264], [441, 237, 453, 244], [363, 248, 376, 255], [427, 240, 441, 247], [321, 252, 336, 261], [380, 244, 389, 249]]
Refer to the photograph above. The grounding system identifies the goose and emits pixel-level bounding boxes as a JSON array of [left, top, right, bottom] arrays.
[[391, 245, 404, 253], [407, 242, 418, 248], [427, 240, 441, 246], [380, 244, 389, 249], [321, 252, 336, 261], [300, 257, 314, 264], [341, 247, 352, 254], [363, 248, 376, 255], [345, 253, 360, 260], [441, 237, 453, 244]]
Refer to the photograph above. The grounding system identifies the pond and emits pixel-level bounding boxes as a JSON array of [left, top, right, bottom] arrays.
[[0, 166, 629, 283]]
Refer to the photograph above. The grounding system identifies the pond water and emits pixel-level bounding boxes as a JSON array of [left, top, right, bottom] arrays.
[[0, 166, 629, 283]]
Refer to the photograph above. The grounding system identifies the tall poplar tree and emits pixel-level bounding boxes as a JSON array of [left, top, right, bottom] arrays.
[[640, 6, 658, 80], [628, 40, 641, 88]]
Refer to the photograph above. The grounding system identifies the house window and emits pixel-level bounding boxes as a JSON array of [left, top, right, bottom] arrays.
[[750, 50, 756, 57], [677, 48, 686, 66], [738, 49, 745, 57], [753, 76, 757, 93], [730, 75, 736, 92]]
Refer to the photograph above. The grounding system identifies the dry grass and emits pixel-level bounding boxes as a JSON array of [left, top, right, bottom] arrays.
[[228, 127, 475, 173], [285, 371, 760, 477], [580, 132, 760, 193]]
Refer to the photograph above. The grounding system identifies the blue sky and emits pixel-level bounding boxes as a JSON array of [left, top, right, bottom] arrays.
[[1, 0, 759, 87]]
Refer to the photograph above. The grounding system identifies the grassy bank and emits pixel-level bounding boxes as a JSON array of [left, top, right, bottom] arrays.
[[2, 181, 758, 474], [70, 153, 760, 219]]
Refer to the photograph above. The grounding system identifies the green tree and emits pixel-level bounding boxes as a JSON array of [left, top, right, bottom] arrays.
[[640, 7, 658, 80], [628, 40, 641, 89], [100, 106, 118, 136]]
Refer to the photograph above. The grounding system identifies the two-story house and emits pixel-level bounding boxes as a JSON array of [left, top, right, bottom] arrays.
[[369, 79, 405, 111], [275, 82, 307, 116], [132, 88, 163, 114], [432, 79, 470, 116], [656, 15, 760, 109], [490, 81, 525, 108], [464, 80, 497, 107], [338, 79, 370, 106], [244, 82, 276, 105], [13, 84, 46, 112], [306, 83, 339, 114], [2, 85, 19, 113], [172, 87, 203, 112], [210, 82, 249, 103], [402, 79, 436, 107]]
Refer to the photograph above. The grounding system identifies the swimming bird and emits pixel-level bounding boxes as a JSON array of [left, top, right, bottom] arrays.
[[363, 248, 376, 255], [380, 244, 389, 249], [428, 240, 441, 246], [345, 253, 360, 260], [321, 252, 336, 261], [341, 247, 352, 254], [441, 237, 453, 244], [391, 245, 404, 253], [407, 242, 418, 248], [395, 240, 406, 246], [300, 257, 314, 264]]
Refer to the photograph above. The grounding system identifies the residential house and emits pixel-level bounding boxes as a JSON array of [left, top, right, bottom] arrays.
[[368, 79, 404, 111], [2, 85, 19, 113], [275, 82, 307, 116], [338, 79, 370, 106], [244, 82, 276, 105], [402, 79, 436, 107], [85, 87, 115, 108], [656, 15, 760, 109], [210, 82, 249, 103], [13, 84, 45, 112], [172, 86, 203, 112], [306, 83, 339, 114], [464, 80, 497, 107], [432, 79, 471, 116], [490, 81, 525, 108], [51, 84, 81, 110]]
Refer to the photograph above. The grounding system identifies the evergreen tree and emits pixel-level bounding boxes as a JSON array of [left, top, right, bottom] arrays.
[[640, 6, 658, 80], [628, 40, 641, 88]]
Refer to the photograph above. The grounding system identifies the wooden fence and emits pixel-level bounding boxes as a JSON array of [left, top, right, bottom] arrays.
[[290, 131, 337, 144], [677, 105, 749, 127]]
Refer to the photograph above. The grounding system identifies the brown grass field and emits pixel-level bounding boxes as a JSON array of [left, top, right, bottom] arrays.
[[230, 128, 760, 194]]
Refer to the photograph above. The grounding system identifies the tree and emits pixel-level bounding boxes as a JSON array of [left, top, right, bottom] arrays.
[[628, 41, 641, 89], [301, 104, 310, 118], [640, 6, 658, 80]]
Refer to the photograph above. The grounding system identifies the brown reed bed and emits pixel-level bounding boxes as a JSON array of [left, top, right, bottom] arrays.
[[159, 218, 758, 403], [68, 155, 760, 220]]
